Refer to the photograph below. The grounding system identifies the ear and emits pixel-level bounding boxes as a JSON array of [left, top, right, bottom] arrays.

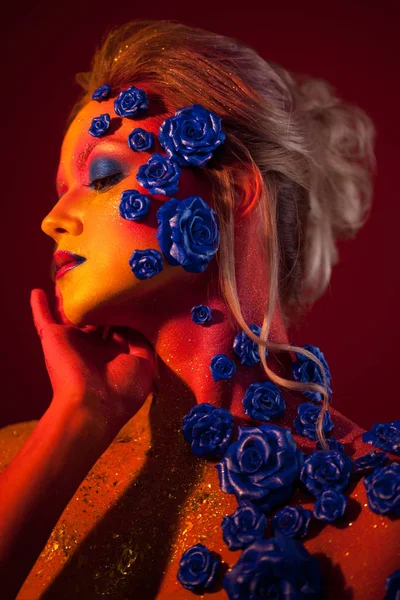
[[234, 166, 264, 220]]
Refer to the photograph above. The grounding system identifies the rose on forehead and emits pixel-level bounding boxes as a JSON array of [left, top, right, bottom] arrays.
[[223, 533, 322, 600], [92, 84, 111, 102], [159, 104, 226, 167], [216, 424, 304, 514], [128, 128, 154, 152], [88, 114, 111, 137], [156, 195, 220, 273], [114, 85, 149, 118]]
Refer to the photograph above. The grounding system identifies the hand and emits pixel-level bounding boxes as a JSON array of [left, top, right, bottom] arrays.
[[30, 288, 157, 430]]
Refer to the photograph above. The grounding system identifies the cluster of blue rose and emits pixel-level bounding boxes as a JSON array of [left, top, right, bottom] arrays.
[[90, 83, 400, 598], [179, 318, 400, 598], [90, 84, 225, 278]]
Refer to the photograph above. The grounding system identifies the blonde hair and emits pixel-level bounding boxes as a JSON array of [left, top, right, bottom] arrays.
[[68, 20, 376, 447]]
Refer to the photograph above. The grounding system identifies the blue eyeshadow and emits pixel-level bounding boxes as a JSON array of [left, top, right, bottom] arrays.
[[89, 157, 123, 182]]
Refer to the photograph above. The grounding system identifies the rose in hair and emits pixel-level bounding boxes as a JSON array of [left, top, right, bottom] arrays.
[[294, 402, 334, 440], [119, 190, 151, 221], [156, 195, 220, 272], [181, 403, 233, 457], [88, 113, 111, 137], [92, 84, 111, 102], [128, 248, 163, 280], [223, 533, 322, 600], [159, 104, 226, 167], [216, 424, 304, 513], [114, 85, 148, 118], [300, 449, 352, 498], [233, 324, 268, 366], [177, 543, 221, 592], [128, 128, 154, 152], [292, 344, 332, 402], [221, 501, 267, 550], [242, 381, 285, 422], [313, 489, 347, 522], [364, 462, 400, 516]]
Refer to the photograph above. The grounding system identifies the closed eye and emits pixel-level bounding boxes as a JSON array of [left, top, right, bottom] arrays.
[[86, 172, 124, 192]]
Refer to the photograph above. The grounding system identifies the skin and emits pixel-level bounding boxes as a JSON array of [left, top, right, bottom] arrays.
[[41, 91, 290, 421]]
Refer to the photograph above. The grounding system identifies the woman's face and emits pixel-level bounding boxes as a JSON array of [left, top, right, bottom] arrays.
[[41, 97, 215, 328]]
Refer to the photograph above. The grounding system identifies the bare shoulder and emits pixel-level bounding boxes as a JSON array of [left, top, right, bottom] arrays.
[[0, 420, 39, 472], [297, 407, 400, 600]]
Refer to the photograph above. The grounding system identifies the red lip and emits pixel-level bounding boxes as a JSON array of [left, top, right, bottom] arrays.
[[53, 251, 86, 281], [55, 261, 86, 280]]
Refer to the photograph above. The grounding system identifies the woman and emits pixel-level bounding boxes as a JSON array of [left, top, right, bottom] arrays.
[[0, 19, 399, 600]]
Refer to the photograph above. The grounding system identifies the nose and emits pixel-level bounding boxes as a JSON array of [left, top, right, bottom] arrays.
[[41, 195, 83, 242]]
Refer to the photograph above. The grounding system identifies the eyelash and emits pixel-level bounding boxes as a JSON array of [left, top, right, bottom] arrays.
[[87, 172, 124, 192]]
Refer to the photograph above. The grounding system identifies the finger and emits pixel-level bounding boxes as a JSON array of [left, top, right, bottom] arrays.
[[30, 289, 55, 337]]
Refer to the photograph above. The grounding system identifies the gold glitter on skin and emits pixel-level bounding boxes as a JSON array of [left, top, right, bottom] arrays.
[[0, 386, 399, 599]]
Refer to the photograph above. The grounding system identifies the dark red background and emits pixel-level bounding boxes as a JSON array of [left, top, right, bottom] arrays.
[[1, 1, 398, 429]]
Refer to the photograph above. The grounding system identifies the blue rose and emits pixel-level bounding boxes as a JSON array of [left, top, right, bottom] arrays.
[[128, 248, 163, 280], [158, 104, 226, 167], [210, 354, 236, 381], [384, 568, 400, 600], [223, 533, 322, 600], [300, 449, 353, 498], [88, 113, 111, 137], [271, 505, 311, 538], [292, 344, 332, 402], [242, 381, 286, 421], [136, 154, 181, 196], [233, 324, 268, 366], [362, 420, 400, 456], [92, 84, 111, 102], [221, 501, 267, 550], [364, 462, 400, 516], [177, 543, 220, 592], [216, 424, 304, 513], [128, 128, 154, 152], [191, 304, 212, 325], [316, 437, 344, 452], [313, 489, 347, 522], [352, 451, 389, 475], [114, 85, 148, 118], [156, 196, 220, 273], [119, 190, 151, 221], [182, 403, 233, 457], [294, 402, 335, 440]]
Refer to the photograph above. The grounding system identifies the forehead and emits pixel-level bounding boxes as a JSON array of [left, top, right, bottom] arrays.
[[57, 99, 162, 182]]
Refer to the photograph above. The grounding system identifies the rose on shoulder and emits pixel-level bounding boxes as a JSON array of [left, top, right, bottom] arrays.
[[221, 501, 267, 550], [300, 449, 353, 498], [223, 533, 322, 600], [181, 403, 233, 457], [364, 462, 400, 516], [216, 424, 304, 513]]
